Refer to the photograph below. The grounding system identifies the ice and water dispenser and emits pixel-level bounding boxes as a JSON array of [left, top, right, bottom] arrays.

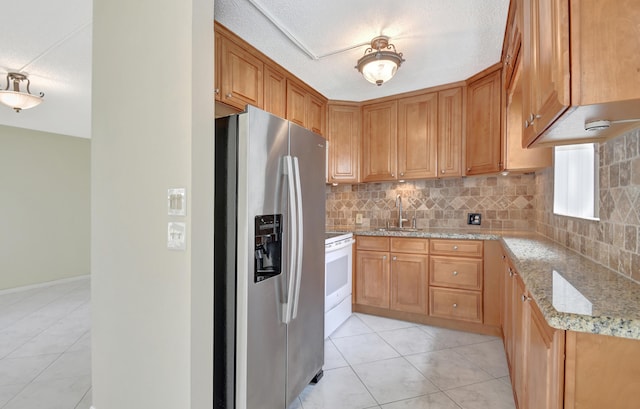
[[254, 214, 282, 282]]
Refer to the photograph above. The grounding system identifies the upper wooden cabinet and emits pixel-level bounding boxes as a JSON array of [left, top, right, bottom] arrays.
[[398, 93, 438, 179], [503, 0, 522, 91], [217, 34, 264, 110], [214, 23, 327, 135], [520, 0, 640, 147], [286, 79, 326, 136], [361, 86, 464, 182], [263, 65, 286, 118], [362, 100, 398, 182], [327, 103, 360, 184], [437, 87, 464, 178], [466, 66, 503, 176]]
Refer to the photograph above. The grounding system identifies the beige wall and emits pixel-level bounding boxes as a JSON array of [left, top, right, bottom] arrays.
[[536, 128, 640, 284], [0, 125, 90, 290], [91, 0, 214, 407], [326, 174, 537, 230]]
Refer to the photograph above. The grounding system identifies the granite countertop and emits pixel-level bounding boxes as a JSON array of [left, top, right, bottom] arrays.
[[334, 227, 640, 340]]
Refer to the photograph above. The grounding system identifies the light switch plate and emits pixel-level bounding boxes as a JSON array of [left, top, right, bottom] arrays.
[[355, 213, 363, 224], [168, 188, 186, 216], [168, 222, 187, 250]]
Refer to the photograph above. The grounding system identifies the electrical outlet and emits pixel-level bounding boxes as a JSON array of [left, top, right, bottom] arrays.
[[355, 213, 363, 224], [467, 213, 481, 225]]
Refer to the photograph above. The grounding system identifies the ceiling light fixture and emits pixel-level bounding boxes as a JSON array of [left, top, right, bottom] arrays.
[[0, 72, 44, 113], [355, 36, 405, 86]]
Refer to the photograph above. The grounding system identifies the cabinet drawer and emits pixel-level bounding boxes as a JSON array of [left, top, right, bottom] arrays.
[[430, 239, 483, 257], [430, 256, 483, 290], [390, 237, 429, 254], [429, 288, 482, 323], [356, 236, 389, 251]]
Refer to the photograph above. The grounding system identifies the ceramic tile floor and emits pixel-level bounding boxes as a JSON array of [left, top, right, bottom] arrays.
[[289, 313, 516, 409], [1, 279, 515, 409], [0, 278, 91, 409]]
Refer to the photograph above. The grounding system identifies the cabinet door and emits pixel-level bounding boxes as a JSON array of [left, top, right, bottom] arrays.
[[503, 0, 522, 91], [361, 100, 398, 182], [522, 0, 570, 146], [466, 69, 502, 175], [308, 94, 326, 136], [355, 250, 390, 308], [214, 34, 222, 101], [397, 93, 438, 179], [512, 272, 527, 407], [327, 104, 360, 184], [505, 61, 552, 172], [502, 259, 515, 376], [390, 253, 428, 314], [286, 80, 307, 128], [263, 65, 286, 118], [437, 87, 463, 177], [219, 36, 264, 110], [525, 298, 565, 409]]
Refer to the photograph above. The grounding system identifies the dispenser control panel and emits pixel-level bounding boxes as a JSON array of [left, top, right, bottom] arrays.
[[254, 214, 282, 282]]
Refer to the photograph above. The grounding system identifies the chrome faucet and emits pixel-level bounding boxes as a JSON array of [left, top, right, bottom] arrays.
[[396, 194, 408, 228]]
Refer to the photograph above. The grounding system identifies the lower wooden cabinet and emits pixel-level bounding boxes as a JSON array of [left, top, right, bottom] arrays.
[[525, 296, 564, 409], [390, 253, 428, 314], [429, 287, 482, 322], [355, 236, 429, 314], [355, 250, 390, 309]]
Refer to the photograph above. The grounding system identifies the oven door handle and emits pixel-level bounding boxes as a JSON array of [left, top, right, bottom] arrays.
[[326, 239, 355, 253]]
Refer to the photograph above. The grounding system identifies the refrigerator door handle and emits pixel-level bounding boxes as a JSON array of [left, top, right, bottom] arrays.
[[283, 155, 297, 324], [291, 157, 304, 320]]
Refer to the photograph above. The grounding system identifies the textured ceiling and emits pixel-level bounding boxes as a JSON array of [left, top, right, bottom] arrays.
[[0, 0, 508, 139], [0, 0, 92, 139], [215, 0, 510, 102]]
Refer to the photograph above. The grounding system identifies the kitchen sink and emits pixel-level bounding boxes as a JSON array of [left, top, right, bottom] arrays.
[[376, 227, 419, 232]]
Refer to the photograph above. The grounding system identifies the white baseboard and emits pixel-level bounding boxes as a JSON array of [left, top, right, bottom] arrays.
[[0, 274, 90, 296]]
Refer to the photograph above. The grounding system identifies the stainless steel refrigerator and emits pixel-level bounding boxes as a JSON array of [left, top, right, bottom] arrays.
[[214, 106, 326, 409]]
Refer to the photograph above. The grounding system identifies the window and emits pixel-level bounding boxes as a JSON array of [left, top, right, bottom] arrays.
[[553, 143, 599, 220]]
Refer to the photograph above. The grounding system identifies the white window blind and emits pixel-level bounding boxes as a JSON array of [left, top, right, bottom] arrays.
[[553, 143, 599, 220]]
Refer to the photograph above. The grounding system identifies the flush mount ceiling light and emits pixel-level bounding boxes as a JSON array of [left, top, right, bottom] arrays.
[[0, 72, 45, 113], [355, 36, 405, 86], [585, 118, 640, 131]]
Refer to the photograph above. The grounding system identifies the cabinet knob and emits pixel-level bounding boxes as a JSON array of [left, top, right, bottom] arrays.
[[383, 255, 387, 260], [528, 113, 536, 123], [502, 255, 506, 260], [508, 268, 514, 277], [226, 93, 233, 98], [524, 120, 530, 128], [214, 88, 220, 95], [400, 172, 404, 177], [391, 173, 395, 177], [392, 256, 397, 261], [466, 167, 471, 172], [521, 294, 531, 302], [441, 169, 445, 174], [453, 245, 458, 250], [453, 271, 459, 276], [453, 303, 458, 308]]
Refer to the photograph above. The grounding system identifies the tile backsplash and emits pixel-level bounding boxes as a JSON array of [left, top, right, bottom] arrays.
[[326, 174, 537, 230], [535, 128, 640, 283]]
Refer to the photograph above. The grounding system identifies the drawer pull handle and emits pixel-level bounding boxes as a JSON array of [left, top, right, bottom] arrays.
[[453, 245, 458, 250], [508, 268, 514, 277], [452, 271, 459, 276], [453, 303, 458, 308]]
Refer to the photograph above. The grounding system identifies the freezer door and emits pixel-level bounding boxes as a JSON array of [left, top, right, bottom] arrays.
[[286, 123, 326, 405], [238, 107, 290, 409]]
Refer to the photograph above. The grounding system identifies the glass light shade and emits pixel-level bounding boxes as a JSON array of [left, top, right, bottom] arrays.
[[0, 90, 43, 112], [361, 57, 398, 86]]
